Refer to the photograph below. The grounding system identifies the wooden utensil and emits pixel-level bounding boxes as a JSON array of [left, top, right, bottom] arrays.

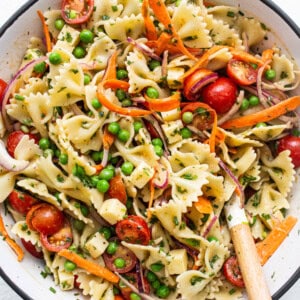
[[225, 194, 271, 300]]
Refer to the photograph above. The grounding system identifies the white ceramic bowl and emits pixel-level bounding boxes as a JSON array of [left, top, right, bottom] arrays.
[[0, 0, 299, 299]]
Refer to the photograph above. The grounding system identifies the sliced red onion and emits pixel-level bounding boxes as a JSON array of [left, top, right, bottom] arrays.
[[89, 207, 110, 226], [202, 215, 218, 238], [173, 239, 199, 258], [127, 37, 162, 61], [136, 260, 145, 293], [241, 32, 249, 52], [131, 96, 146, 103], [100, 148, 110, 168], [0, 140, 29, 172], [1, 56, 47, 132], [69, 104, 84, 115], [79, 61, 101, 71], [256, 59, 271, 106], [152, 163, 169, 189], [161, 50, 168, 79], [219, 160, 244, 207]]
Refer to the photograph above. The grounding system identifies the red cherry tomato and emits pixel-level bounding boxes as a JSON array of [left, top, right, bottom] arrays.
[[8, 189, 39, 215], [40, 219, 73, 252], [183, 69, 218, 101], [0, 78, 8, 106], [226, 59, 258, 86], [116, 215, 151, 245], [61, 0, 94, 24], [6, 131, 38, 158], [277, 135, 300, 168], [223, 256, 245, 288], [26, 203, 64, 235], [21, 239, 43, 259], [108, 175, 127, 205], [119, 272, 151, 300], [201, 77, 238, 114], [103, 238, 137, 273]]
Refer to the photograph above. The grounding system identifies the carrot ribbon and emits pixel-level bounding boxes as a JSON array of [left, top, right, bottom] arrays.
[[37, 10, 52, 53]]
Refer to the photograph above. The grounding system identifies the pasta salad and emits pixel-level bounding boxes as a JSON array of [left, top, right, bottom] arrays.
[[0, 0, 299, 299]]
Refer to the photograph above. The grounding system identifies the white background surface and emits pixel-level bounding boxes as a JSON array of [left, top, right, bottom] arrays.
[[0, 0, 299, 299]]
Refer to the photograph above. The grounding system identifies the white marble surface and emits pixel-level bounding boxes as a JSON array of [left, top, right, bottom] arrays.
[[0, 0, 299, 299]]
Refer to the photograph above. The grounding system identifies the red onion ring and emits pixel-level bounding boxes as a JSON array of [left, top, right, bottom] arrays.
[[202, 215, 218, 238], [136, 260, 145, 293], [152, 163, 169, 189]]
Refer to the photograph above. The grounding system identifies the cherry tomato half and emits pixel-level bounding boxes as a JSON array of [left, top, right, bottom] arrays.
[[222, 256, 245, 288], [103, 238, 137, 274], [0, 78, 8, 106], [21, 239, 43, 259], [277, 135, 300, 168], [8, 189, 39, 215], [201, 77, 238, 114], [26, 203, 64, 235], [119, 272, 151, 300], [108, 175, 127, 205], [40, 219, 73, 252], [61, 0, 94, 25], [116, 215, 151, 245], [226, 59, 257, 86], [6, 130, 38, 158]]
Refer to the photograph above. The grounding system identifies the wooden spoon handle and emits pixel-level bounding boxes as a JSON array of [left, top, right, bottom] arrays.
[[231, 223, 271, 300]]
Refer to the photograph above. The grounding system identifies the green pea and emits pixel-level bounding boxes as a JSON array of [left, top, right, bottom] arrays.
[[72, 164, 85, 177], [151, 138, 163, 147], [146, 271, 158, 282], [130, 293, 142, 300], [151, 280, 161, 289], [156, 285, 170, 298], [84, 73, 91, 85], [91, 175, 100, 187], [106, 241, 118, 255], [118, 129, 130, 142], [122, 99, 132, 107], [106, 164, 115, 172], [91, 98, 102, 109], [180, 127, 192, 139], [49, 52, 62, 65], [265, 69, 276, 80], [182, 111, 193, 124], [149, 60, 161, 71], [255, 122, 267, 128], [116, 69, 128, 80], [150, 262, 164, 272], [33, 61, 47, 74], [59, 153, 68, 165], [54, 149, 61, 158], [68, 245, 78, 252], [154, 145, 163, 157], [249, 95, 260, 107], [133, 121, 143, 133], [97, 179, 110, 193], [73, 46, 86, 59], [43, 149, 54, 158], [79, 29, 94, 44], [99, 227, 112, 240], [114, 257, 126, 268], [121, 161, 134, 176], [240, 98, 249, 111], [39, 138, 51, 150], [64, 260, 77, 272], [146, 87, 159, 99], [92, 151, 110, 163], [108, 122, 121, 135], [207, 236, 219, 242], [73, 219, 85, 231], [116, 89, 126, 101], [80, 204, 89, 217], [54, 18, 65, 31], [99, 168, 115, 181]]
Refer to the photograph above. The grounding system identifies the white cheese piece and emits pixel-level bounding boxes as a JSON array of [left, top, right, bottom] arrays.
[[56, 24, 80, 52], [129, 161, 155, 189], [167, 249, 188, 275], [58, 270, 75, 290], [99, 198, 127, 225], [84, 232, 109, 258], [162, 120, 183, 144], [167, 67, 184, 89], [161, 108, 181, 122]]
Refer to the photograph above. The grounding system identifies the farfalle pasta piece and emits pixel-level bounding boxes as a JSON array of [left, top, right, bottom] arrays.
[[0, 172, 16, 202], [11, 220, 41, 247], [206, 47, 233, 71], [44, 9, 62, 40], [14, 134, 42, 161], [119, 0, 142, 17], [207, 5, 239, 27]]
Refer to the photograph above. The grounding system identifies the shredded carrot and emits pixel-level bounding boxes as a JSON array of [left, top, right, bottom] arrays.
[[221, 96, 300, 129], [102, 51, 118, 82], [144, 91, 181, 112], [142, 0, 158, 40], [181, 102, 218, 153], [103, 126, 115, 150], [0, 213, 24, 262], [37, 10, 52, 53], [103, 79, 130, 91], [194, 196, 213, 214], [94, 164, 104, 173], [261, 48, 274, 63], [230, 48, 265, 67], [151, 32, 172, 56], [256, 215, 297, 265], [58, 249, 119, 283]]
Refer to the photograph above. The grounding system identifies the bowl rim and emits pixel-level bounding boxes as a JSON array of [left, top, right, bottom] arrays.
[[0, 0, 299, 299]]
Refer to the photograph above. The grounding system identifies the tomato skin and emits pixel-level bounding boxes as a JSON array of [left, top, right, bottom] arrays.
[[277, 135, 300, 168], [201, 77, 238, 114], [116, 215, 151, 245], [108, 175, 127, 204], [226, 59, 257, 86], [26, 203, 64, 235], [8, 189, 39, 215], [61, 0, 94, 24], [0, 78, 8, 106], [21, 239, 43, 259], [6, 131, 38, 158], [223, 256, 245, 288], [40, 219, 73, 252]]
